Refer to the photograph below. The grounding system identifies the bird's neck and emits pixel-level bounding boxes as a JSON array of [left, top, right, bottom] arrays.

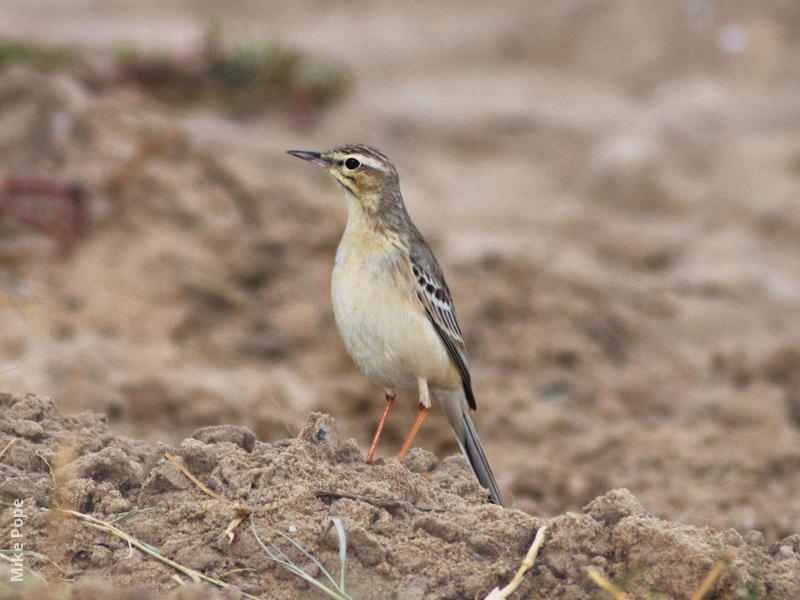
[[341, 186, 413, 238], [341, 188, 381, 234]]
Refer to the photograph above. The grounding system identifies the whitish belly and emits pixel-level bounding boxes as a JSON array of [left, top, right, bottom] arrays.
[[331, 246, 458, 391]]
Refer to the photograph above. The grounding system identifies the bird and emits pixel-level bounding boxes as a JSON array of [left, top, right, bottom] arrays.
[[287, 144, 503, 505]]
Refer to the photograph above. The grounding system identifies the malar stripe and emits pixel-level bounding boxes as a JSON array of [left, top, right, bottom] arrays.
[[336, 179, 357, 195]]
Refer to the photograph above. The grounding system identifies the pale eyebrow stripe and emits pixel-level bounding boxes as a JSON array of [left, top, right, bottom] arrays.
[[358, 156, 386, 171]]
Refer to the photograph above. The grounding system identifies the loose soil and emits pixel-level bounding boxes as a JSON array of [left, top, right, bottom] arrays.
[[2, 393, 799, 599]]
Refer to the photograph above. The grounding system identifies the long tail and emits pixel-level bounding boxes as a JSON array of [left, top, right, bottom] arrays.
[[434, 389, 504, 506]]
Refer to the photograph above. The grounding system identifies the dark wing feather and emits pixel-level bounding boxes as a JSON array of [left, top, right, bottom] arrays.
[[409, 244, 476, 410]]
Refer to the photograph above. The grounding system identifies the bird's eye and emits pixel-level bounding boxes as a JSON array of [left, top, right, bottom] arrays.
[[345, 157, 360, 170]]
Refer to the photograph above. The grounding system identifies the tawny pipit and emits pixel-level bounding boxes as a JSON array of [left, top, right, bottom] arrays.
[[288, 145, 503, 505]]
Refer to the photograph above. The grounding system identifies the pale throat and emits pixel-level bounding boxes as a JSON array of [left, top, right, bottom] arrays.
[[341, 187, 380, 232]]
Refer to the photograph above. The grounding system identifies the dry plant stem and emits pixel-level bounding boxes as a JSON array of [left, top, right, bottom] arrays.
[[250, 481, 352, 600], [249, 514, 351, 600], [0, 438, 17, 462], [164, 452, 223, 500], [691, 551, 736, 600], [0, 552, 46, 582], [0, 548, 65, 576], [267, 391, 296, 437], [220, 568, 257, 578], [223, 514, 247, 544], [586, 567, 630, 600], [164, 452, 250, 543], [54, 508, 260, 600], [587, 550, 736, 600], [484, 525, 547, 600], [34, 450, 56, 487]]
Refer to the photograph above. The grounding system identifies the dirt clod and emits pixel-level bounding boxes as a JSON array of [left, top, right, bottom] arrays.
[[1, 393, 798, 599]]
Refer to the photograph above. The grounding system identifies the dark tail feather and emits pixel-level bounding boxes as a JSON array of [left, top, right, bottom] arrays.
[[461, 411, 504, 506], [435, 389, 504, 506]]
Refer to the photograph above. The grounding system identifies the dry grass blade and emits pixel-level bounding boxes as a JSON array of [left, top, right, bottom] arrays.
[[0, 438, 17, 461], [224, 513, 247, 544], [586, 567, 630, 600], [484, 525, 547, 600], [0, 551, 47, 582], [267, 390, 296, 437], [109, 507, 155, 524], [53, 507, 260, 600], [164, 451, 222, 500], [332, 518, 347, 593], [0, 548, 65, 576], [164, 451, 251, 543], [249, 481, 352, 600], [691, 551, 736, 600], [588, 549, 737, 600], [220, 567, 257, 578], [249, 515, 352, 600], [0, 438, 17, 462], [34, 450, 56, 487]]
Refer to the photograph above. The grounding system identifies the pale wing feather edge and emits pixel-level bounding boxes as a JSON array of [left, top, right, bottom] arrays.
[[409, 249, 476, 410]]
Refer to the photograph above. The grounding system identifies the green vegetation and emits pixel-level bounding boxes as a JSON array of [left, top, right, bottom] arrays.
[[0, 38, 73, 71], [0, 28, 349, 117]]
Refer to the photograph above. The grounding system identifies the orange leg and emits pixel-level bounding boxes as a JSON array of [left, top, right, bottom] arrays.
[[366, 390, 395, 464], [396, 403, 430, 463]]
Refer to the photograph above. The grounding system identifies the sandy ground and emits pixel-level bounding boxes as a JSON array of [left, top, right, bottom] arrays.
[[1, 1, 800, 598], [2, 393, 799, 599]]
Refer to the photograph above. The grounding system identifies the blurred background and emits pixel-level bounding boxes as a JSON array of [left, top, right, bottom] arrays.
[[1, 1, 799, 540]]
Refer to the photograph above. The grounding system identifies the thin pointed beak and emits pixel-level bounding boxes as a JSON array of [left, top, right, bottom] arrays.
[[286, 150, 331, 168]]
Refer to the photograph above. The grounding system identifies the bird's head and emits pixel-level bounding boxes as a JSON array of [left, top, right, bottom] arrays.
[[287, 145, 401, 216]]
